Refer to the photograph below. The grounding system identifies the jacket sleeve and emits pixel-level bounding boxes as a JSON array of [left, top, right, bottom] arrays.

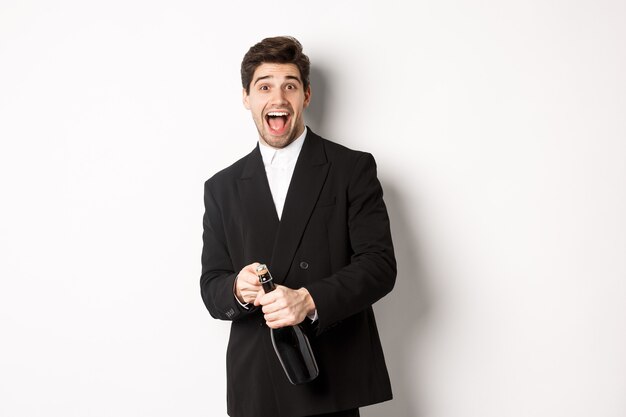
[[200, 180, 257, 321], [304, 153, 396, 334]]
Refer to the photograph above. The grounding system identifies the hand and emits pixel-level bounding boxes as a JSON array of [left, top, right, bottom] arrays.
[[254, 285, 316, 329], [234, 263, 262, 304]]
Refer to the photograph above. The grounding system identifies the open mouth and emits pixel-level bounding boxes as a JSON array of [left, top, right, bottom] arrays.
[[265, 111, 291, 135]]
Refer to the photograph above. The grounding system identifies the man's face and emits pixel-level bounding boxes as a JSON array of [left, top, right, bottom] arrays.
[[243, 63, 311, 149]]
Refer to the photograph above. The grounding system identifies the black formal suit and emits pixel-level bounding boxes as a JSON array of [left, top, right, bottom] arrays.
[[201, 129, 396, 417]]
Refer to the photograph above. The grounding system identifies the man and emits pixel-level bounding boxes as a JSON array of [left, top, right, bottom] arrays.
[[200, 36, 396, 417]]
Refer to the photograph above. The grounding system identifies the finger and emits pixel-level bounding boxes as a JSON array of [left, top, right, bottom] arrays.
[[258, 290, 281, 308], [264, 302, 298, 320], [239, 272, 259, 284], [241, 277, 262, 290], [266, 317, 296, 329], [253, 289, 265, 306], [236, 277, 258, 296], [243, 291, 257, 303], [264, 310, 286, 325], [261, 298, 286, 314]]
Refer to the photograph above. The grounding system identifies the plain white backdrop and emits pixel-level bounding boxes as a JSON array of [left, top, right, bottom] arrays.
[[1, 1, 625, 416]]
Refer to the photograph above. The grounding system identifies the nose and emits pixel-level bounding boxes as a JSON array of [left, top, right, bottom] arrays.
[[269, 88, 288, 105]]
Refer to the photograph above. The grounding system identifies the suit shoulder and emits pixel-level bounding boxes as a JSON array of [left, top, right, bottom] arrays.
[[204, 148, 254, 190], [315, 134, 369, 159], [315, 134, 376, 171]]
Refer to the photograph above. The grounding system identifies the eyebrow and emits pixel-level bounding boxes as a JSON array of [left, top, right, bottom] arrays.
[[253, 75, 302, 86]]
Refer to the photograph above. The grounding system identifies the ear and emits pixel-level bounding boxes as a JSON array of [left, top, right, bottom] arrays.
[[303, 85, 312, 109], [242, 88, 251, 110]]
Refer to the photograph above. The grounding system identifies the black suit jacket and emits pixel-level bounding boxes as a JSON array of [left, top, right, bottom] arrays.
[[201, 129, 396, 417]]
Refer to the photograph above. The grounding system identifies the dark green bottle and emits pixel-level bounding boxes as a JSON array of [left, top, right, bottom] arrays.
[[255, 264, 319, 385]]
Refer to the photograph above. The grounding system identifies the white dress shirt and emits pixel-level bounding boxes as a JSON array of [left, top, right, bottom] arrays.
[[258, 127, 307, 219]]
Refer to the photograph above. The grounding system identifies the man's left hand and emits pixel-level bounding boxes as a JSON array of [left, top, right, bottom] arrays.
[[254, 286, 316, 329]]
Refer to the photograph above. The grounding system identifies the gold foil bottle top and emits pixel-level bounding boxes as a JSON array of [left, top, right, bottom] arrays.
[[255, 264, 268, 276], [255, 264, 274, 289]]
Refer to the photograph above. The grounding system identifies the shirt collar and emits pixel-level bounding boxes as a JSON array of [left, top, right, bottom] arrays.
[[259, 127, 307, 167]]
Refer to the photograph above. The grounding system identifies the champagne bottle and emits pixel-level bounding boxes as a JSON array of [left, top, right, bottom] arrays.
[[255, 264, 319, 385]]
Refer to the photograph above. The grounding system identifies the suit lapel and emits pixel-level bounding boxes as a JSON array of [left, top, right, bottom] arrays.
[[270, 131, 329, 284], [237, 146, 279, 263]]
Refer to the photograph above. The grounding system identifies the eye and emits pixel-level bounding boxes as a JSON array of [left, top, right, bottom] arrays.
[[285, 84, 297, 90], [259, 85, 269, 91]]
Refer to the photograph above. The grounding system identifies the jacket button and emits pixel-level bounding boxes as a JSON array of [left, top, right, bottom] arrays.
[[299, 261, 309, 270]]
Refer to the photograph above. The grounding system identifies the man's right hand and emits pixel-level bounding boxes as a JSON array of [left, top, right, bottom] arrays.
[[234, 262, 263, 304]]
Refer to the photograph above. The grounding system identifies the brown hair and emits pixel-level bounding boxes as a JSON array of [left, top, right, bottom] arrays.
[[241, 36, 310, 94]]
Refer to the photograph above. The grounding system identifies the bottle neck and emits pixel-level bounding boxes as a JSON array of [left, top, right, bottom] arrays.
[[255, 264, 276, 293], [259, 272, 276, 293]]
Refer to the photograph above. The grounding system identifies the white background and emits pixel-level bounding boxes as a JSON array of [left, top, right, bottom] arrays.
[[1, 1, 625, 416]]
